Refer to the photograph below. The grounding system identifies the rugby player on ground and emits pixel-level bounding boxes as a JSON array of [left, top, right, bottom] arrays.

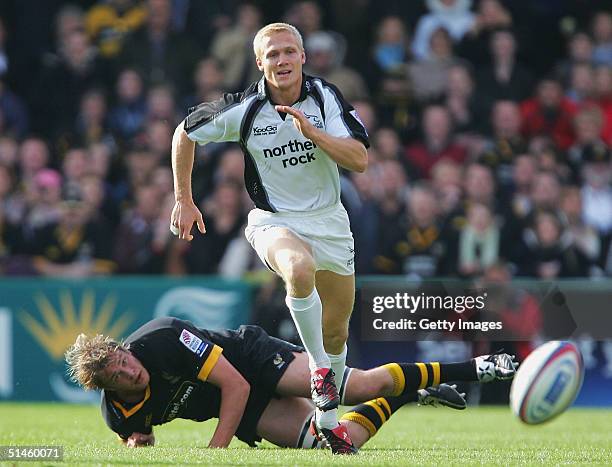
[[66, 317, 517, 452]]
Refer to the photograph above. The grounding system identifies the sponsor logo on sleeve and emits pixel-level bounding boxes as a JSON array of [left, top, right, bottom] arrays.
[[179, 329, 208, 356]]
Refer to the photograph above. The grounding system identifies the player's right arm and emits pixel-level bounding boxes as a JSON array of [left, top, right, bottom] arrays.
[[170, 92, 248, 241], [171, 121, 205, 242], [121, 431, 155, 448]]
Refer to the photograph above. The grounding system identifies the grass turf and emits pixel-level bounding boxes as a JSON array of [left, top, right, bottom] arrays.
[[0, 403, 610, 465]]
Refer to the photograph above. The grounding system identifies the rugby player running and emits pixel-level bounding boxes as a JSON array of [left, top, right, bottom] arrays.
[[170, 22, 368, 453]]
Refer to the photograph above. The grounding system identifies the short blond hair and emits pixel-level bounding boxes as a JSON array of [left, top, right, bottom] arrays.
[[65, 333, 128, 390], [253, 22, 303, 60]]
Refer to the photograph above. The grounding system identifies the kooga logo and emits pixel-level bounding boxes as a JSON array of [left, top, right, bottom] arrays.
[[253, 125, 277, 136]]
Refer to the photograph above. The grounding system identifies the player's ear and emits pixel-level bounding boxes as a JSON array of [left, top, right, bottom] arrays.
[[256, 57, 264, 71], [301, 50, 306, 64]]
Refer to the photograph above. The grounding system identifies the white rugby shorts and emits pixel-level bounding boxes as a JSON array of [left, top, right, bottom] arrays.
[[244, 203, 355, 275]]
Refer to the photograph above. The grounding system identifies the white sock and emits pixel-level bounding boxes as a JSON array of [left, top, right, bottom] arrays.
[[315, 407, 338, 430], [327, 345, 347, 390], [286, 289, 330, 371]]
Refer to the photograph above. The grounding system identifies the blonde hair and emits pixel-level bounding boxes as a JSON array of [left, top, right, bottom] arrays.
[[253, 22, 303, 60], [65, 333, 128, 390]]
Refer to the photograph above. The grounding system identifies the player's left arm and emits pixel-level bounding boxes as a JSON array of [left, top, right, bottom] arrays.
[[276, 105, 368, 173], [204, 354, 250, 448]]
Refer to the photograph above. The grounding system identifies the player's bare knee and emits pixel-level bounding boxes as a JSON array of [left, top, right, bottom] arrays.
[[323, 329, 348, 354], [281, 256, 316, 295]]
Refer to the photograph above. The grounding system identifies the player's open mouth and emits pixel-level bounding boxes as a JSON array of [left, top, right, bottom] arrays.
[[277, 70, 292, 77], [135, 371, 142, 385]]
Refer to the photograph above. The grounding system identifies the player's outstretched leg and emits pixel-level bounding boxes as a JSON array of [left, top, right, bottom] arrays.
[[305, 384, 466, 450], [378, 353, 517, 398]]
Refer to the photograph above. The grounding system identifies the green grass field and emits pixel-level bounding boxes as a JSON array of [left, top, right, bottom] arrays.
[[1, 403, 611, 465]]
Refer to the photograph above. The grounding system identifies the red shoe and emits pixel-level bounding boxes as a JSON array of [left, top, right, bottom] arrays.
[[310, 368, 339, 411], [319, 424, 358, 455]]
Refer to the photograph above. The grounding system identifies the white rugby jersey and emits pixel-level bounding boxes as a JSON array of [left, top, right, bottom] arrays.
[[184, 74, 369, 213]]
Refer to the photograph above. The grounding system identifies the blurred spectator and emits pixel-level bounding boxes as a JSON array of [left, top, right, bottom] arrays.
[[566, 62, 595, 105], [372, 128, 402, 162], [18, 137, 50, 185], [502, 153, 536, 226], [567, 106, 607, 171], [475, 29, 534, 119], [113, 183, 166, 273], [407, 26, 457, 102], [0, 78, 29, 138], [560, 185, 601, 262], [592, 11, 612, 66], [69, 88, 114, 149], [555, 31, 594, 86], [31, 191, 115, 277], [85, 0, 147, 58], [445, 163, 497, 234], [176, 180, 246, 274], [79, 172, 119, 228], [374, 183, 449, 277], [515, 210, 591, 278], [580, 145, 612, 235], [34, 29, 112, 140], [26, 168, 63, 230], [373, 159, 408, 229], [124, 147, 158, 190], [54, 4, 87, 49], [351, 170, 379, 273], [62, 147, 89, 195], [456, 0, 512, 67], [478, 100, 527, 184], [404, 105, 467, 178], [145, 83, 178, 125], [366, 16, 413, 134], [119, 0, 197, 96], [0, 136, 18, 168], [210, 2, 262, 92], [183, 1, 239, 53], [520, 76, 577, 151], [144, 119, 173, 161], [284, 1, 323, 40], [444, 61, 480, 134], [304, 31, 369, 102], [594, 65, 612, 144], [411, 0, 475, 61], [184, 58, 224, 109], [530, 170, 562, 214], [109, 68, 147, 142], [431, 159, 463, 216], [458, 201, 500, 277]]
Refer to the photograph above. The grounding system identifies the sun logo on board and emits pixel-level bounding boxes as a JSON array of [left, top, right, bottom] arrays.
[[19, 290, 133, 361]]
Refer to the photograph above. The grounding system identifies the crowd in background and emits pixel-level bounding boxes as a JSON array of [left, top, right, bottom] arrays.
[[0, 0, 612, 282]]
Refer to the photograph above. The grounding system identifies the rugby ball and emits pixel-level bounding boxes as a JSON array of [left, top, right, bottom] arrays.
[[510, 341, 584, 425]]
